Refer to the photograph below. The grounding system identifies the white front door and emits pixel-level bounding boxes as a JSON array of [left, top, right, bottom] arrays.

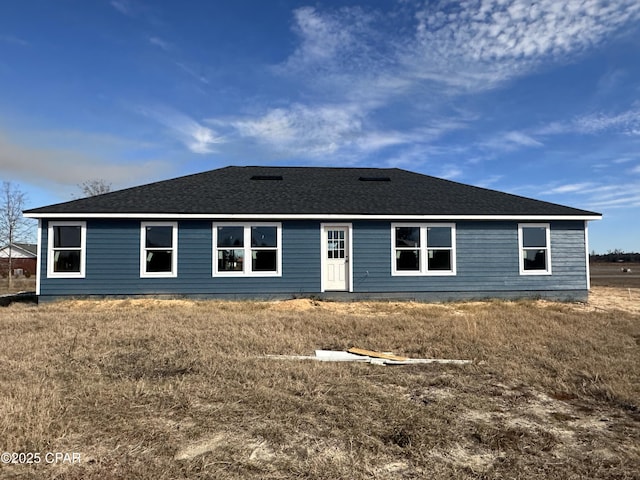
[[322, 225, 350, 291]]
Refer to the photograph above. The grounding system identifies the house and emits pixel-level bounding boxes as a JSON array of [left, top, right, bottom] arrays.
[[23, 166, 602, 302], [0, 243, 37, 277]]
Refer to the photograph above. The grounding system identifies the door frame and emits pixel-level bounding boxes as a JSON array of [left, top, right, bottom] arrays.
[[320, 223, 353, 292]]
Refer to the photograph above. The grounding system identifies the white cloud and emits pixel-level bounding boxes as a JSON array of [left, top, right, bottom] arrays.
[[503, 131, 543, 147], [409, 0, 640, 90], [137, 106, 224, 154], [438, 165, 463, 180], [587, 189, 640, 209], [475, 175, 505, 188], [544, 183, 596, 194], [573, 109, 640, 135], [278, 6, 384, 77], [110, 0, 133, 16], [248, 1, 639, 161], [286, 7, 350, 64], [382, 143, 471, 170], [148, 36, 172, 52], [354, 131, 413, 152], [597, 69, 627, 95], [188, 125, 221, 154], [613, 157, 634, 164], [534, 108, 640, 137], [536, 180, 640, 210], [207, 103, 469, 161], [274, 5, 405, 111], [175, 62, 209, 84], [533, 121, 569, 136], [228, 103, 364, 156], [279, 1, 640, 99], [481, 130, 543, 151]]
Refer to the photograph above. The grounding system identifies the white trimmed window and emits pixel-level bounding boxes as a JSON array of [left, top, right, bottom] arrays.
[[213, 223, 281, 276], [391, 223, 456, 276], [518, 223, 552, 275], [140, 222, 178, 278], [47, 221, 86, 278]]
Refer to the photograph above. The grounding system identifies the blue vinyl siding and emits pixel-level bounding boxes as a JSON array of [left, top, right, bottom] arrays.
[[40, 220, 321, 298], [352, 220, 587, 296], [39, 219, 588, 300]]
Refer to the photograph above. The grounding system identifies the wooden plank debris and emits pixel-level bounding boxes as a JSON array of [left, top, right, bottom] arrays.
[[314, 350, 372, 362], [264, 349, 471, 366], [347, 347, 409, 361]]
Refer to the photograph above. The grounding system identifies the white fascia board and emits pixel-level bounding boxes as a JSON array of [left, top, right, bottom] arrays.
[[24, 212, 603, 221]]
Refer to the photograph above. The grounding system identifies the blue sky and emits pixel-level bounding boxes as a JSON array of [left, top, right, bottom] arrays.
[[1, 0, 639, 253]]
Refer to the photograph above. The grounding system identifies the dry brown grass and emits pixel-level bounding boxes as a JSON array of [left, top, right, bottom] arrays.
[[0, 288, 638, 479]]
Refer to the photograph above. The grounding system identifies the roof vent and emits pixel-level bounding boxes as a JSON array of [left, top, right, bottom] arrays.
[[358, 176, 391, 182], [250, 175, 283, 181]]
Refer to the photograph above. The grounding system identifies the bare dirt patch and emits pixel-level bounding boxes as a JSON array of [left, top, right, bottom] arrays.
[[268, 286, 640, 316], [587, 286, 640, 314]]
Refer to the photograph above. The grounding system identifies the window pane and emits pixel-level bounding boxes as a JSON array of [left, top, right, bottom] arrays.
[[53, 250, 81, 272], [217, 226, 244, 247], [146, 250, 173, 272], [327, 240, 336, 259], [328, 237, 345, 259], [251, 226, 277, 247], [54, 226, 81, 248], [523, 249, 546, 270], [146, 226, 173, 248], [396, 227, 420, 247], [522, 227, 547, 248], [396, 250, 419, 270], [427, 227, 451, 248], [428, 249, 451, 270], [252, 250, 277, 271], [218, 249, 244, 271]]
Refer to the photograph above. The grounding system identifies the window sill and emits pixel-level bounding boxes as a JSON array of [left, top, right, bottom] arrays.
[[392, 271, 456, 277], [47, 273, 85, 279], [140, 272, 177, 278], [213, 272, 282, 278], [519, 270, 552, 276]]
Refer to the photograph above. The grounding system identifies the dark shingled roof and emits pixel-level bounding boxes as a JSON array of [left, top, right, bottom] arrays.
[[24, 166, 600, 217], [15, 243, 37, 255]]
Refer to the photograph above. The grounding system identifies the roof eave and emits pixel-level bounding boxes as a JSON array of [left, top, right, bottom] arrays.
[[23, 212, 603, 221]]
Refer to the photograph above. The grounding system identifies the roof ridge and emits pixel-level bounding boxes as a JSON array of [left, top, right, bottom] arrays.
[[235, 165, 399, 171]]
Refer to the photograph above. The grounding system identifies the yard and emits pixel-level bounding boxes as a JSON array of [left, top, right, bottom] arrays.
[[0, 288, 639, 479]]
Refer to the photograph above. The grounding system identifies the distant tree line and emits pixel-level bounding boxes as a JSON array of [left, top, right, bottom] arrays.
[[590, 250, 640, 263]]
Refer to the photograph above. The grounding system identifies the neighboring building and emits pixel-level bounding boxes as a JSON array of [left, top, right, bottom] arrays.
[[0, 243, 37, 277], [23, 166, 601, 302]]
